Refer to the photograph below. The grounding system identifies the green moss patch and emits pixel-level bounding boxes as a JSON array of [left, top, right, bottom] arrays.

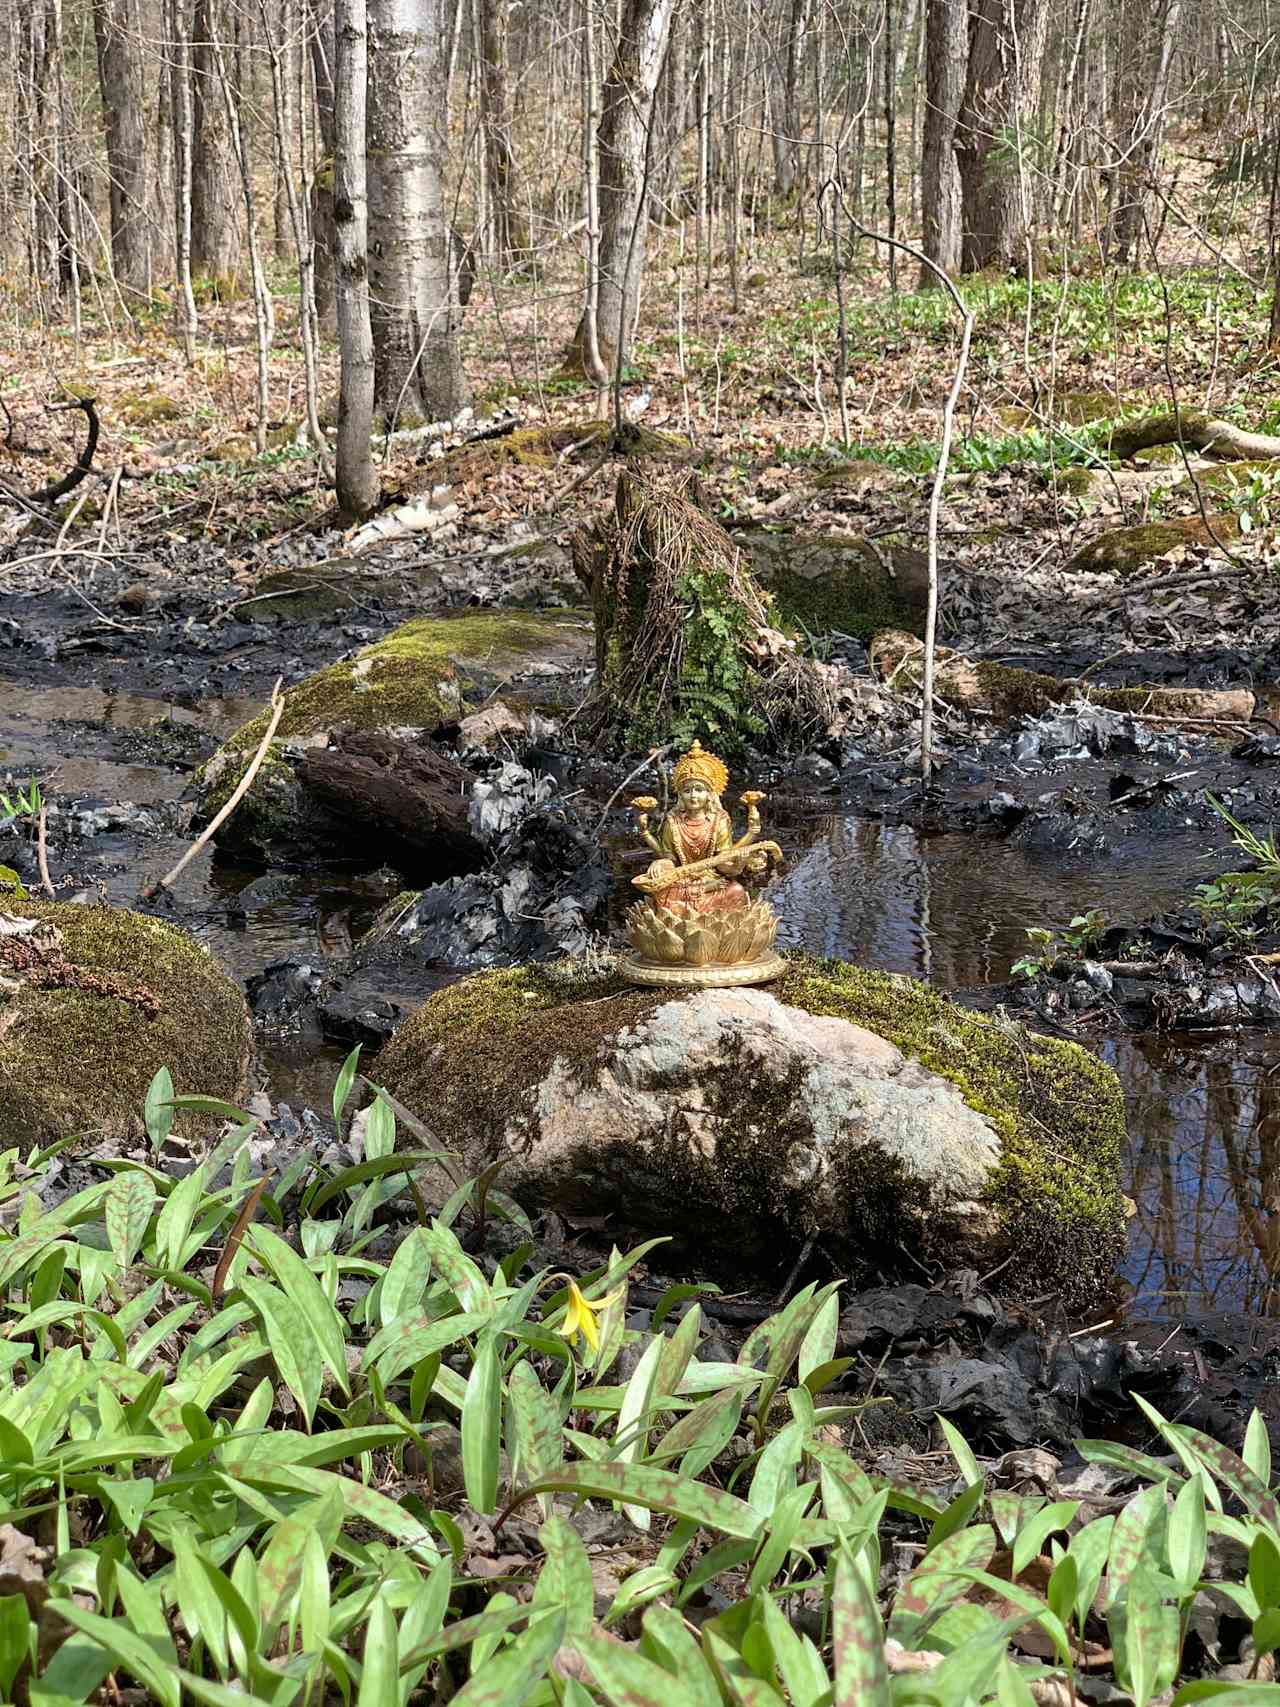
[[1068, 515, 1240, 574], [0, 866, 26, 898], [378, 953, 1125, 1305], [0, 901, 251, 1143]]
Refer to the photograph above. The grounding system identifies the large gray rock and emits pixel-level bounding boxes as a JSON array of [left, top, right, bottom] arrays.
[[377, 956, 1127, 1301], [528, 988, 1001, 1215]]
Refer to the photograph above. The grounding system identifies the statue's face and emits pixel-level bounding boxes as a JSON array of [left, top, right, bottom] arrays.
[[678, 780, 714, 814]]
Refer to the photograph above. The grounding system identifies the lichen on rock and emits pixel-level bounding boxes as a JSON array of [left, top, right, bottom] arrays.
[[377, 952, 1125, 1305], [0, 901, 251, 1142]]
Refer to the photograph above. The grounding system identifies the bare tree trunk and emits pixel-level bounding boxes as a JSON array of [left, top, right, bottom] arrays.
[[367, 0, 469, 426], [93, 0, 150, 291], [955, 0, 1049, 272], [651, 4, 688, 222], [305, 0, 337, 321], [1108, 0, 1183, 263], [770, 0, 810, 200], [477, 0, 526, 266], [335, 0, 377, 513], [190, 0, 240, 284], [568, 0, 677, 373], [168, 0, 199, 354], [920, 0, 965, 283]]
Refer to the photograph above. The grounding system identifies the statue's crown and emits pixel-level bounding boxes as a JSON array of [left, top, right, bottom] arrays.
[[672, 741, 728, 796]]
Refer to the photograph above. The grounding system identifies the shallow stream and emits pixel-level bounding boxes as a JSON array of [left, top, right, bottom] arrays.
[[5, 675, 1276, 1329]]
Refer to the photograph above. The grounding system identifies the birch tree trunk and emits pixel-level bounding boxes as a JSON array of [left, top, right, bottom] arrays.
[[567, 0, 677, 374], [93, 0, 150, 291], [919, 0, 965, 283], [955, 0, 1049, 272], [367, 0, 468, 426], [335, 0, 377, 513], [190, 0, 240, 284]]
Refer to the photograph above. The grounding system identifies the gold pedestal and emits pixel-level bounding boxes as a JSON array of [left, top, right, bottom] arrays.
[[617, 951, 787, 989]]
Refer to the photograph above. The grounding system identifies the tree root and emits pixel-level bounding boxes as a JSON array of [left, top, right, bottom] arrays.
[[1109, 409, 1280, 462]]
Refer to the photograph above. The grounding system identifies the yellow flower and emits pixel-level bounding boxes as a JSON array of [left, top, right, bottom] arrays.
[[554, 1278, 623, 1352]]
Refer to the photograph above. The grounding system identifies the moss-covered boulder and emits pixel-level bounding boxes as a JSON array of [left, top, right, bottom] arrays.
[[378, 954, 1126, 1306], [194, 609, 592, 864], [0, 902, 251, 1142], [741, 527, 929, 640], [1068, 515, 1240, 574]]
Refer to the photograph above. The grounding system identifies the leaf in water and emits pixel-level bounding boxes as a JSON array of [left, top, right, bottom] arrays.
[[104, 1172, 157, 1268]]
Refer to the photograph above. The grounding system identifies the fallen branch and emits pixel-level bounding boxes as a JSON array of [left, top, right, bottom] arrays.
[[141, 677, 284, 901], [1109, 409, 1280, 462], [35, 806, 52, 897], [30, 398, 101, 503]]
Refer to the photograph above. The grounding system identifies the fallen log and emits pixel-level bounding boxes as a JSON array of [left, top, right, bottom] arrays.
[[870, 630, 1256, 723], [1109, 410, 1280, 462], [299, 732, 484, 877]]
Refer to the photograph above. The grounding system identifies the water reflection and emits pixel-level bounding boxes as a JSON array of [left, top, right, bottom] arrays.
[[776, 815, 1280, 1320]]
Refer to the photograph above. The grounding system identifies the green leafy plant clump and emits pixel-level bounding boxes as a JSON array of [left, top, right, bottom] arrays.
[[0, 1056, 1270, 1706]]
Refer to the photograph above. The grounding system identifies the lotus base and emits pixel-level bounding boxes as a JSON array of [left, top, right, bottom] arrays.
[[617, 951, 787, 989]]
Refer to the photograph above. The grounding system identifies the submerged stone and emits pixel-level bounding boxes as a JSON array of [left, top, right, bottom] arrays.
[[0, 901, 251, 1142], [378, 953, 1126, 1306]]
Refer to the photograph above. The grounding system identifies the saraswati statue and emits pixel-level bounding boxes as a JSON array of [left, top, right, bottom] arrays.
[[620, 741, 786, 987]]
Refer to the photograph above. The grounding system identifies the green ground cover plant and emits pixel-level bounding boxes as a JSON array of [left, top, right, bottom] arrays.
[[0, 1059, 1274, 1706]]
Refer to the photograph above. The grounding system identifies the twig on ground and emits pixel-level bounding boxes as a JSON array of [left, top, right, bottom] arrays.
[[35, 806, 53, 896], [141, 677, 285, 901]]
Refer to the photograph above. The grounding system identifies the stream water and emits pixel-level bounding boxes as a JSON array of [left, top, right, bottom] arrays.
[[6, 677, 1278, 1328]]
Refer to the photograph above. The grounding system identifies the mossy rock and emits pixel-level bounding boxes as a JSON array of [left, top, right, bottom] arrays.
[[1068, 514, 1240, 574], [1002, 390, 1128, 431], [117, 391, 184, 427], [377, 953, 1125, 1306], [0, 901, 251, 1143], [195, 609, 592, 864], [231, 561, 418, 623], [741, 527, 928, 640], [0, 866, 26, 898]]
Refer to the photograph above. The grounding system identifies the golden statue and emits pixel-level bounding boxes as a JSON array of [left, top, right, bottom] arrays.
[[619, 741, 786, 987]]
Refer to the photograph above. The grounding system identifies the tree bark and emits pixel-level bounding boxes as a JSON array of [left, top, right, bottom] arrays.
[[954, 0, 1049, 272], [305, 0, 337, 321], [190, 0, 240, 283], [334, 0, 378, 515], [367, 0, 469, 426], [476, 0, 526, 266], [770, 0, 810, 200], [1107, 0, 1183, 263], [568, 0, 677, 375], [919, 0, 965, 283], [93, 0, 150, 290]]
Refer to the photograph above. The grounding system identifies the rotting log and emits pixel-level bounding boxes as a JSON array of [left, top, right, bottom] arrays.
[[299, 731, 484, 876], [870, 630, 1256, 724], [1109, 410, 1280, 463]]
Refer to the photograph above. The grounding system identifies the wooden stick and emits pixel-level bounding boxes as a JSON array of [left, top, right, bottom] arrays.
[[141, 678, 285, 901], [35, 805, 53, 896]]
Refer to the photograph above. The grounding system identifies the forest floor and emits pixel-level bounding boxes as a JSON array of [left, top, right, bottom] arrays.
[[6, 222, 1280, 1453]]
